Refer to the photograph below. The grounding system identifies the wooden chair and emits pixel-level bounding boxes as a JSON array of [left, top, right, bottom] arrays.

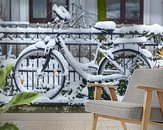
[[85, 69, 163, 130]]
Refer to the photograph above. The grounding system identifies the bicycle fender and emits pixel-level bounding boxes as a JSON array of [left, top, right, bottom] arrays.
[[52, 50, 69, 76], [17, 40, 56, 59], [112, 44, 153, 58], [16, 41, 45, 59]]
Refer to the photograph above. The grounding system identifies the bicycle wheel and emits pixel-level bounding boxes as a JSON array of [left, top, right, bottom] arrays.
[[13, 48, 66, 99], [98, 49, 151, 98]]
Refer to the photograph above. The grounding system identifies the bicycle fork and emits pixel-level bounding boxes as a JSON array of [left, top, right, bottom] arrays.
[[41, 49, 53, 72]]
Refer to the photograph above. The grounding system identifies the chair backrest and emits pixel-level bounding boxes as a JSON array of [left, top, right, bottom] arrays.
[[122, 68, 163, 107]]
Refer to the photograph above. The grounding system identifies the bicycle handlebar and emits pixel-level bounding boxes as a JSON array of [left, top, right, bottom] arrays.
[[52, 4, 71, 21]]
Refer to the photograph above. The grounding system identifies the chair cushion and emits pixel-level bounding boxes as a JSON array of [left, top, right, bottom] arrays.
[[85, 100, 163, 122]]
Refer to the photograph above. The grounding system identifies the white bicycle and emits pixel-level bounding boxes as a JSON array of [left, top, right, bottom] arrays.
[[13, 5, 152, 99]]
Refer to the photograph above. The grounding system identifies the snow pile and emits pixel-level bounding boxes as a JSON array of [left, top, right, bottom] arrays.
[[113, 37, 147, 44], [0, 93, 12, 104], [157, 42, 163, 49], [0, 58, 16, 66], [32, 80, 88, 104], [0, 33, 4, 38], [94, 22, 163, 35], [95, 21, 116, 31], [32, 95, 70, 103]]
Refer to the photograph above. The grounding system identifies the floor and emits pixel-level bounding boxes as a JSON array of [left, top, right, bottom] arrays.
[[0, 113, 140, 130]]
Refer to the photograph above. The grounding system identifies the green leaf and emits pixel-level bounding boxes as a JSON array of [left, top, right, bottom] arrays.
[[0, 67, 6, 89], [8, 92, 39, 106], [0, 92, 39, 114], [0, 123, 19, 130], [0, 64, 13, 89], [5, 64, 14, 77], [0, 103, 11, 114]]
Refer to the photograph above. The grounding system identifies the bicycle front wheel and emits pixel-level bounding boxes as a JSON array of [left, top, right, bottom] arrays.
[[13, 48, 66, 99]]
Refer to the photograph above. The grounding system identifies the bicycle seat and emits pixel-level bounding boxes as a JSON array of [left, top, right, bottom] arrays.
[[95, 21, 116, 33]]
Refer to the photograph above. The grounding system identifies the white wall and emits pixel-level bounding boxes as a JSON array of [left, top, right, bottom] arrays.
[[85, 0, 97, 26], [20, 0, 29, 21], [11, 0, 20, 21], [70, 0, 97, 27], [11, 0, 163, 25], [149, 0, 163, 25], [144, 0, 150, 24], [11, 0, 29, 21]]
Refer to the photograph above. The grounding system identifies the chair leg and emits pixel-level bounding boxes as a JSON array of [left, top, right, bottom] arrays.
[[92, 113, 98, 130], [141, 90, 153, 130], [141, 123, 148, 130], [121, 121, 127, 130]]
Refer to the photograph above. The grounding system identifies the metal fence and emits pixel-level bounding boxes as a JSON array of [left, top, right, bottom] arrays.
[[0, 23, 160, 91]]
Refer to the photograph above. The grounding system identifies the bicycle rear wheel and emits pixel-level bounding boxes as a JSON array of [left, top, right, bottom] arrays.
[[99, 49, 151, 75], [13, 48, 66, 99], [98, 49, 151, 98]]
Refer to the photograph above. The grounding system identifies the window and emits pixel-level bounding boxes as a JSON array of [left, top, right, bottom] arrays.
[[106, 0, 143, 24], [29, 0, 69, 23]]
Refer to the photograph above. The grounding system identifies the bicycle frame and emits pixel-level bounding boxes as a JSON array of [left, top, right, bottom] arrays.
[[36, 32, 126, 82]]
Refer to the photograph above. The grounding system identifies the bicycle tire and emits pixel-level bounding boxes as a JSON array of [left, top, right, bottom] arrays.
[[98, 49, 151, 98], [13, 48, 66, 99]]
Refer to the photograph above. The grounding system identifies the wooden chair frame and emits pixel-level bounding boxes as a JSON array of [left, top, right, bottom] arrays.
[[87, 82, 163, 130]]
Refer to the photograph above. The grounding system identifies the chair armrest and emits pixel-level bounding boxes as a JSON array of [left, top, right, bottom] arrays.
[[137, 86, 163, 92], [87, 82, 116, 90], [87, 82, 117, 101]]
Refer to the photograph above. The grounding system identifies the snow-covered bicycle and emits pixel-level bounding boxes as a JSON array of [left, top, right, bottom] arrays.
[[13, 5, 152, 99]]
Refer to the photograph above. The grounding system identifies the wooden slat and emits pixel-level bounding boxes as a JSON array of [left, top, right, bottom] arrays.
[[95, 113, 141, 124], [137, 86, 163, 92], [121, 121, 127, 130], [94, 86, 102, 100], [92, 113, 98, 130], [141, 90, 153, 130], [87, 82, 115, 89], [157, 91, 163, 115], [109, 87, 118, 101]]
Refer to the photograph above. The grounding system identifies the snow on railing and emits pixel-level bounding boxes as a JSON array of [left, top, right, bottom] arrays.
[[115, 24, 163, 35], [0, 26, 102, 46], [0, 23, 162, 45]]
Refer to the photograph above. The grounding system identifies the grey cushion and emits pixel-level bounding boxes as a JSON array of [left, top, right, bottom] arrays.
[[123, 69, 163, 106], [85, 100, 163, 122]]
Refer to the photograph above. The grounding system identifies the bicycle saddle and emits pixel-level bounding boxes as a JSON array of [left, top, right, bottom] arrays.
[[95, 21, 116, 33]]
